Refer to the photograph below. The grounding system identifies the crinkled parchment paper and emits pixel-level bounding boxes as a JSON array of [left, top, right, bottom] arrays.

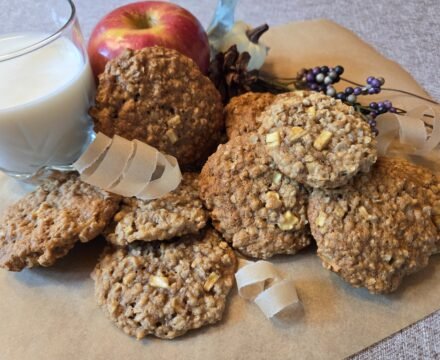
[[0, 20, 438, 360]]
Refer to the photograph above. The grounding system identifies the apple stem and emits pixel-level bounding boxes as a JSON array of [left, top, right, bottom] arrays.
[[246, 24, 269, 44]]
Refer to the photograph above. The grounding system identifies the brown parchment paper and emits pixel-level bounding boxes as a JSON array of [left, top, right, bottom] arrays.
[[0, 20, 438, 360]]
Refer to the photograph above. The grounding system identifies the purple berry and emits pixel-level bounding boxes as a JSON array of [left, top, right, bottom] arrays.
[[310, 83, 319, 91], [368, 88, 376, 95], [345, 87, 354, 95], [377, 101, 384, 108], [334, 65, 344, 75], [369, 102, 378, 109], [368, 119, 377, 127], [371, 78, 381, 88], [384, 100, 392, 109], [336, 92, 346, 101], [389, 107, 397, 113], [374, 87, 381, 94], [372, 128, 379, 136], [306, 73, 315, 82], [377, 106, 385, 113], [320, 66, 329, 73], [354, 87, 362, 95], [367, 76, 375, 84], [312, 67, 321, 75]]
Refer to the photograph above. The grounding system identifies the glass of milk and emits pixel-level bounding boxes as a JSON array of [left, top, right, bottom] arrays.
[[0, 0, 95, 180]]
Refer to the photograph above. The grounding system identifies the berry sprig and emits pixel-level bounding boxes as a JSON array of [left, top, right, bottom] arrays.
[[358, 101, 397, 136], [295, 66, 405, 135], [208, 46, 438, 136]]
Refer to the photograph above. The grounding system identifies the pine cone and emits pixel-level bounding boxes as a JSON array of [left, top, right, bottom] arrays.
[[208, 45, 259, 104]]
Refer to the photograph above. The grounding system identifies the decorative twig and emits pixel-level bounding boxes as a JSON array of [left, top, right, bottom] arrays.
[[340, 77, 439, 106]]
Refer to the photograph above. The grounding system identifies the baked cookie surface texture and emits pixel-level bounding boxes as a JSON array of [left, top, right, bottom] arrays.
[[90, 47, 224, 168], [93, 228, 236, 339], [106, 173, 208, 245], [225, 92, 275, 139], [258, 91, 377, 189], [0, 172, 120, 271], [308, 157, 438, 293], [200, 133, 310, 259]]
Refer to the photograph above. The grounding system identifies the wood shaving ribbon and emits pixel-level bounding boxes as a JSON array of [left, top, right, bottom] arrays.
[[73, 133, 182, 200], [235, 260, 301, 319], [376, 104, 440, 156]]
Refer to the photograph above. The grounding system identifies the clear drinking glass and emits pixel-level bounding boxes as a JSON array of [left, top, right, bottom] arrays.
[[0, 0, 95, 180]]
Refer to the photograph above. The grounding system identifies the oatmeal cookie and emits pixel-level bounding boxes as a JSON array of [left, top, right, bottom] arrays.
[[379, 157, 440, 254], [106, 173, 208, 245], [199, 133, 310, 259], [308, 157, 438, 294], [225, 92, 275, 139], [0, 172, 120, 271], [92, 228, 236, 340], [258, 91, 377, 188], [90, 47, 224, 169]]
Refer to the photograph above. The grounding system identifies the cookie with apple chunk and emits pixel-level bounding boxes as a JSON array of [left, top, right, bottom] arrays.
[[308, 157, 438, 294], [90, 46, 224, 169], [92, 228, 236, 340], [199, 133, 311, 259]]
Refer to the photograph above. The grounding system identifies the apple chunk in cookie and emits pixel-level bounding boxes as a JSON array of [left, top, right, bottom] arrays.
[[92, 228, 236, 340]]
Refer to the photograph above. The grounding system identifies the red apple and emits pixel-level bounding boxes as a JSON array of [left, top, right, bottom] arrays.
[[87, 1, 210, 77]]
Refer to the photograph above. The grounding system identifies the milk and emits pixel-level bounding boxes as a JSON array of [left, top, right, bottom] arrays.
[[0, 33, 95, 176]]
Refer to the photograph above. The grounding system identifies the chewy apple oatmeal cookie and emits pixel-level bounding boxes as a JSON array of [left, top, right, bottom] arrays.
[[258, 91, 377, 189], [105, 173, 208, 245], [92, 228, 236, 340], [308, 157, 438, 294], [0, 172, 120, 271], [378, 157, 440, 254], [90, 46, 224, 169], [199, 133, 311, 259]]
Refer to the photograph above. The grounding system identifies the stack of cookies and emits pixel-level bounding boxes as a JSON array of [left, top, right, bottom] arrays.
[[0, 171, 236, 340], [0, 46, 439, 342], [93, 172, 236, 340], [201, 90, 440, 294], [88, 47, 237, 339], [0, 47, 237, 340]]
